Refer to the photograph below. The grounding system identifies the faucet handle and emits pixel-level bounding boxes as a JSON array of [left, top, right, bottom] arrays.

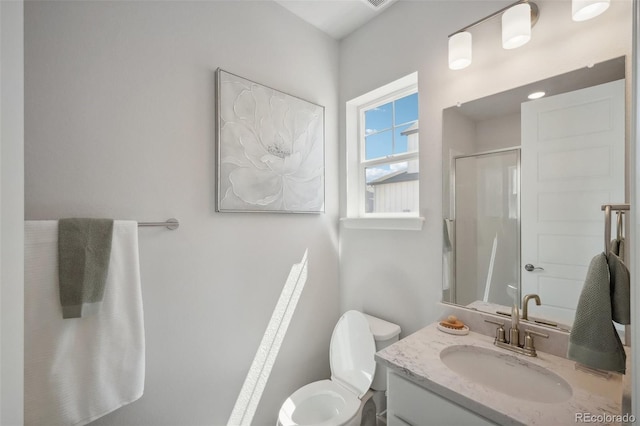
[[525, 329, 549, 339], [523, 329, 549, 356], [485, 319, 507, 343]]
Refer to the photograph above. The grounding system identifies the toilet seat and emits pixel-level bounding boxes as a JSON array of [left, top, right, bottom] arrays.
[[277, 311, 376, 426], [278, 380, 360, 426], [329, 311, 376, 398]]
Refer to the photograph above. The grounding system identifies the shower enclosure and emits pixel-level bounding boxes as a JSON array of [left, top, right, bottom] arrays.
[[443, 148, 520, 308]]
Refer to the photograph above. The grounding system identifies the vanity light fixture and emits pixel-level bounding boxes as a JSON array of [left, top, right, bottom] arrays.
[[448, 32, 472, 70], [502, 3, 532, 49], [572, 0, 610, 21], [448, 0, 611, 70], [448, 0, 539, 70]]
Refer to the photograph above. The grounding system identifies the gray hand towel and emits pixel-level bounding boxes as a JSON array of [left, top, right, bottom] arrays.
[[608, 252, 630, 325], [58, 218, 114, 318], [568, 253, 626, 373]]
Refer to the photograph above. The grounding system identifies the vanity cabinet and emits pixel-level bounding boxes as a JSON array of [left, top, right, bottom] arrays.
[[387, 371, 496, 426]]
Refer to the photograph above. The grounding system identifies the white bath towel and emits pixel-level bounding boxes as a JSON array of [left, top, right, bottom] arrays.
[[25, 220, 145, 426]]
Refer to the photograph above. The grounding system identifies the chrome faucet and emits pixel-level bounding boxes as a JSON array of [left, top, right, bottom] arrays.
[[522, 294, 541, 321]]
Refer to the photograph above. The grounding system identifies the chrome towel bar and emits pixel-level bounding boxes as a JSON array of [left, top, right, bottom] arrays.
[[138, 218, 179, 230]]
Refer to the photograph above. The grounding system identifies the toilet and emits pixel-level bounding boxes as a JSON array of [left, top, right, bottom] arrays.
[[277, 310, 401, 426]]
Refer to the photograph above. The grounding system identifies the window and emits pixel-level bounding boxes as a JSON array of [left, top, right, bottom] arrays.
[[344, 73, 422, 229], [361, 90, 419, 215]]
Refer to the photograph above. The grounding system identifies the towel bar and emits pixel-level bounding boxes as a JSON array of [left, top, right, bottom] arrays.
[[602, 204, 629, 255], [138, 218, 179, 230], [601, 203, 631, 347]]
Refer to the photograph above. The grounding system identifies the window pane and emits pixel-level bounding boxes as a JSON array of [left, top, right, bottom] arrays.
[[366, 162, 398, 184], [394, 93, 418, 125], [393, 123, 418, 154], [365, 130, 392, 160], [364, 102, 392, 134], [365, 160, 419, 214]]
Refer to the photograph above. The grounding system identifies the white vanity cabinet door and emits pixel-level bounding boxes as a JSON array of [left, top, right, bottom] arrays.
[[387, 371, 496, 426]]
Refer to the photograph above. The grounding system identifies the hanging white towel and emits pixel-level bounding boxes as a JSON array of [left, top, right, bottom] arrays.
[[25, 220, 145, 426]]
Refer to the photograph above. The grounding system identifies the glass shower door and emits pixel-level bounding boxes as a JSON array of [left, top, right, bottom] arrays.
[[451, 149, 520, 308]]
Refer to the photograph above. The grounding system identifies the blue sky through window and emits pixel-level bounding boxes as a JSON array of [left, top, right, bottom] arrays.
[[364, 92, 418, 184], [364, 92, 418, 161]]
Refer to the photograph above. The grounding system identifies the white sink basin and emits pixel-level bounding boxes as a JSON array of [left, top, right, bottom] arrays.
[[440, 345, 573, 403]]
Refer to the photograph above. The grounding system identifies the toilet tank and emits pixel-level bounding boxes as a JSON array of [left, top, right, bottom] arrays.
[[363, 313, 401, 391]]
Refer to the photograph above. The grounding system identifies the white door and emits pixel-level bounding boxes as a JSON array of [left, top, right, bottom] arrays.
[[521, 79, 625, 326]]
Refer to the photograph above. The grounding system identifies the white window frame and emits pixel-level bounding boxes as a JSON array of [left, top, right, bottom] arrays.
[[342, 72, 424, 231]]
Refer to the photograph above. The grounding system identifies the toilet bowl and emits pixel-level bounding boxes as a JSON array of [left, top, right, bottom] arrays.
[[277, 310, 400, 426], [279, 380, 361, 426]]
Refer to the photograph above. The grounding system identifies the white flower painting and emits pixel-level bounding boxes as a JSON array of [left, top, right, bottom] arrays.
[[216, 69, 325, 213]]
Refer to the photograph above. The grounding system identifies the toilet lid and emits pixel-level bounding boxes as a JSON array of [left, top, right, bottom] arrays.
[[329, 310, 376, 399]]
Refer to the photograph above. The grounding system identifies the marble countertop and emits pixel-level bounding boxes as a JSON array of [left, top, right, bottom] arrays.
[[376, 323, 623, 426]]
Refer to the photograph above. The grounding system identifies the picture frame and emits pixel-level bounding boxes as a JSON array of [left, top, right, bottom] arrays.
[[216, 69, 325, 213]]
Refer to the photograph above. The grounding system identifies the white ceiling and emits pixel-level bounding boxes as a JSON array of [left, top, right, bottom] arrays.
[[274, 0, 397, 40]]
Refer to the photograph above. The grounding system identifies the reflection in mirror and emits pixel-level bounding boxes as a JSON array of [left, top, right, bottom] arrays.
[[448, 150, 520, 308], [442, 56, 626, 331]]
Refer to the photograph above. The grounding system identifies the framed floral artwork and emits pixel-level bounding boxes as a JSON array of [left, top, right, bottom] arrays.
[[216, 69, 325, 213]]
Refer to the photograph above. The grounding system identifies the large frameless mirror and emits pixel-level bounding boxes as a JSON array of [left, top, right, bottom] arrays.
[[442, 56, 626, 331]]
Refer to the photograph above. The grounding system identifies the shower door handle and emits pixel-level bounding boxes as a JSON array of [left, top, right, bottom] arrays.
[[524, 264, 544, 272]]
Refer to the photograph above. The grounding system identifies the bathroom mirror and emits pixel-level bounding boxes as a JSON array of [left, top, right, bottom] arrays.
[[441, 56, 626, 330]]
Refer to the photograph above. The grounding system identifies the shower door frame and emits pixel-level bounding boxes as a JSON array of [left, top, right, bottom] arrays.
[[449, 146, 521, 306]]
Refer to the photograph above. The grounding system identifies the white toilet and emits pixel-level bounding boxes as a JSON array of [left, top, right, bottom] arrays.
[[277, 310, 401, 426]]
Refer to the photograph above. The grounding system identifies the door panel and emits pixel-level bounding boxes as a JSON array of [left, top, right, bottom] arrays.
[[521, 79, 625, 326]]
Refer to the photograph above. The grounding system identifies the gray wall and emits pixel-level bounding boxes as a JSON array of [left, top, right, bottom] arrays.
[[1, 1, 24, 424], [24, 2, 339, 425], [339, 0, 632, 337], [476, 113, 520, 152]]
